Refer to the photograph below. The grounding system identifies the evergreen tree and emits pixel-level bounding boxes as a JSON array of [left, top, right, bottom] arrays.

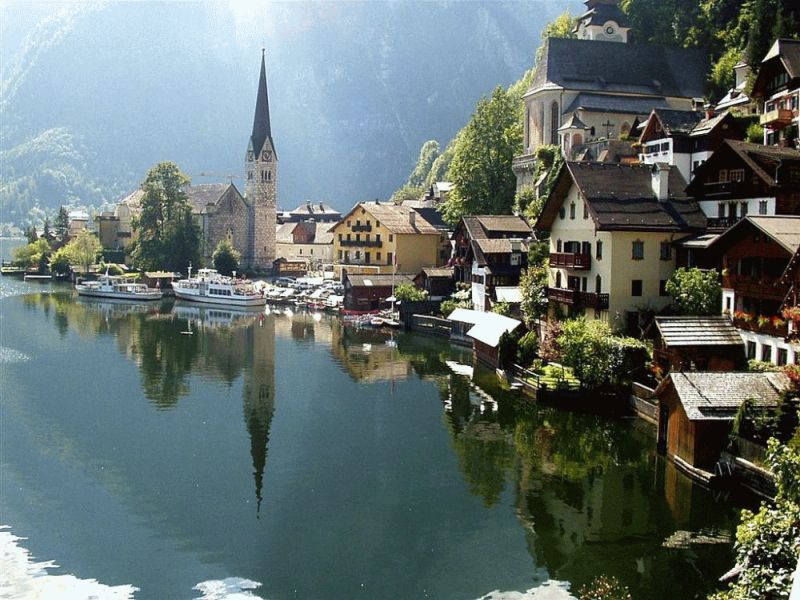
[[54, 206, 70, 243]]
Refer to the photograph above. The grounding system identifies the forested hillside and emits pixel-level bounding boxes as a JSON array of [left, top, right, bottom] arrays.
[[0, 1, 567, 229]]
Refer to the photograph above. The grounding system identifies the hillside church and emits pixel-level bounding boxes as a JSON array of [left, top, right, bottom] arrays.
[[99, 51, 277, 271]]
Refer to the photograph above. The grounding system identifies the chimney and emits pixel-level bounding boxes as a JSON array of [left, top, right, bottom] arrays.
[[409, 210, 416, 228], [651, 163, 670, 201], [704, 103, 714, 120]]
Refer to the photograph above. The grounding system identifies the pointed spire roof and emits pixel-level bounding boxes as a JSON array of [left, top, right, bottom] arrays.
[[250, 49, 274, 156]]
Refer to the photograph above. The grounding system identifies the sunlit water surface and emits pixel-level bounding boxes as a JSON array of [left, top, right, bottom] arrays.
[[0, 256, 752, 599]]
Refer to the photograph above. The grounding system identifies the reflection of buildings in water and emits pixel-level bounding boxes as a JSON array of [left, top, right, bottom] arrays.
[[172, 303, 263, 331], [271, 308, 333, 346], [329, 322, 412, 383], [241, 317, 276, 514]]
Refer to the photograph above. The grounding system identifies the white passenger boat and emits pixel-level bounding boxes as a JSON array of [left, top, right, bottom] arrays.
[[172, 267, 266, 307], [75, 273, 163, 301]]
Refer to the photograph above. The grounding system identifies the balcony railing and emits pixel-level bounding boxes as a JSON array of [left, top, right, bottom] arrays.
[[547, 287, 609, 310], [550, 252, 591, 270], [706, 216, 742, 231], [760, 108, 795, 128], [339, 239, 383, 248], [721, 275, 788, 301], [351, 224, 372, 232]]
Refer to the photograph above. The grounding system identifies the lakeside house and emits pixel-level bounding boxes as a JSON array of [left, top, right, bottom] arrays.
[[450, 215, 532, 312], [412, 268, 454, 301], [342, 272, 413, 312], [331, 202, 448, 278], [655, 371, 789, 473], [651, 316, 745, 375], [446, 308, 522, 368], [275, 220, 334, 266], [710, 215, 800, 365], [535, 161, 705, 332]]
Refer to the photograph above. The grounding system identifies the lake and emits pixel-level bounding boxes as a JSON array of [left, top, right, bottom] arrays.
[[0, 275, 753, 599]]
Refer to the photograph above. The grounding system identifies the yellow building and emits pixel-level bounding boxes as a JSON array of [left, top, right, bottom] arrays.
[[331, 201, 448, 277], [535, 162, 707, 332]]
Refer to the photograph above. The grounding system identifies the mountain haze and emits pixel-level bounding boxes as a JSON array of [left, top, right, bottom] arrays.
[[1, 1, 567, 224]]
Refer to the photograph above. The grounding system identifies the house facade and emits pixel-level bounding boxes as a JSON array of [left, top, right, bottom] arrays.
[[751, 38, 800, 150], [711, 216, 800, 365], [331, 202, 446, 278], [535, 162, 706, 332], [638, 108, 742, 183], [275, 221, 334, 265]]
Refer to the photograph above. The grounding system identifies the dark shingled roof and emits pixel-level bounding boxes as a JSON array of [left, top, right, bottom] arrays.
[[660, 372, 789, 421], [413, 206, 450, 232], [474, 216, 532, 235], [654, 316, 744, 347], [185, 184, 243, 214], [531, 38, 708, 99], [564, 92, 672, 116], [652, 109, 704, 135]]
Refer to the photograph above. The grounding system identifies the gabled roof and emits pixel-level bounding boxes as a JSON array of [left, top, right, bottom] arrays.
[[654, 316, 743, 347], [345, 273, 414, 288], [658, 371, 789, 421], [710, 216, 800, 255], [185, 183, 242, 214], [474, 216, 532, 235], [289, 201, 341, 217], [117, 189, 144, 208], [412, 206, 450, 232], [558, 113, 590, 131], [530, 38, 708, 99], [752, 38, 800, 97], [536, 162, 706, 232], [420, 268, 454, 279], [335, 202, 440, 235], [447, 308, 483, 325], [686, 140, 800, 196], [276, 222, 297, 244], [690, 110, 734, 137], [652, 109, 704, 136], [466, 313, 522, 348], [473, 238, 528, 255]]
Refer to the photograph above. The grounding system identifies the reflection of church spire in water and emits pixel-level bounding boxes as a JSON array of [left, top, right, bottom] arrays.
[[242, 315, 276, 516]]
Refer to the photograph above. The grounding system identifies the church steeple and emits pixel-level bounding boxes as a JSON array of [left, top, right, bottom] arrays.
[[250, 49, 274, 157]]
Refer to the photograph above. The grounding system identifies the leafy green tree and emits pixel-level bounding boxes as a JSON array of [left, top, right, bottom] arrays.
[[665, 267, 722, 316], [64, 230, 102, 274], [746, 122, 764, 144], [408, 140, 440, 187], [534, 11, 577, 64], [212, 239, 241, 276], [711, 439, 800, 600], [54, 206, 70, 243], [519, 264, 549, 327], [131, 162, 200, 273], [390, 183, 424, 205], [424, 139, 457, 188], [558, 319, 615, 388], [578, 575, 631, 600], [443, 86, 521, 224], [12, 238, 50, 270], [517, 330, 539, 367], [48, 246, 71, 275], [394, 282, 428, 302], [491, 301, 512, 317]]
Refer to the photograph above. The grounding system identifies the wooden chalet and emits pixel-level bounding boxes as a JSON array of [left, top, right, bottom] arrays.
[[343, 272, 413, 311], [413, 268, 454, 300]]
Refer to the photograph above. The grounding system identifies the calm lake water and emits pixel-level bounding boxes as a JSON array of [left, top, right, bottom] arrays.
[[0, 270, 753, 599]]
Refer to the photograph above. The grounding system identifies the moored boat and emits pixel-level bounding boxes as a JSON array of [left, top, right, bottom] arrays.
[[172, 267, 266, 307], [75, 274, 163, 301]]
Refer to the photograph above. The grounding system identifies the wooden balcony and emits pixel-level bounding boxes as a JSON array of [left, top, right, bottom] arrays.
[[547, 287, 609, 310], [340, 239, 383, 248], [351, 224, 372, 232], [550, 252, 591, 270], [706, 216, 742, 232], [760, 108, 795, 129], [722, 275, 788, 301]]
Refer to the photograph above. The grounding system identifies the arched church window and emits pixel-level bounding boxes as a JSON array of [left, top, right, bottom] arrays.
[[267, 170, 272, 181], [550, 101, 559, 145]]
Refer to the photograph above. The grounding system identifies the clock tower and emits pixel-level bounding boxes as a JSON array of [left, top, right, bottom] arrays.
[[246, 49, 277, 271], [574, 0, 630, 43]]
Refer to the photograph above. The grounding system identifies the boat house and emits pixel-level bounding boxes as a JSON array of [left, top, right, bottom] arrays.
[[651, 316, 746, 374]]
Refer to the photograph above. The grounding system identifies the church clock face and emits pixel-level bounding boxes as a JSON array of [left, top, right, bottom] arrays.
[[262, 150, 272, 162], [605, 25, 615, 35]]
